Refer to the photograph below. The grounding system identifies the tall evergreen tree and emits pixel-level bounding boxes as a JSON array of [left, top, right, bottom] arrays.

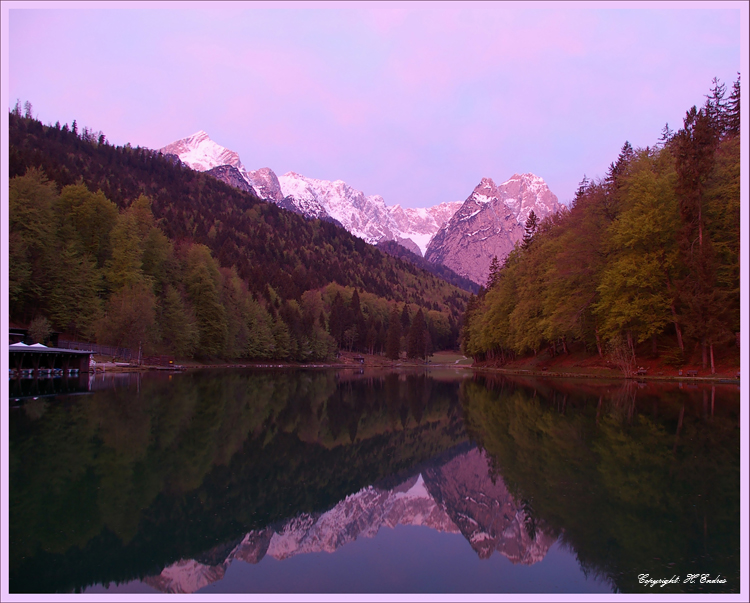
[[522, 211, 538, 250], [704, 77, 728, 138], [726, 74, 740, 137], [385, 306, 402, 360], [400, 303, 411, 331], [328, 292, 346, 347], [406, 309, 427, 359], [486, 256, 501, 290]]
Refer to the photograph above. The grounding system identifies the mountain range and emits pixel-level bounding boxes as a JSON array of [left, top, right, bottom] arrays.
[[160, 132, 563, 285], [143, 447, 556, 594]]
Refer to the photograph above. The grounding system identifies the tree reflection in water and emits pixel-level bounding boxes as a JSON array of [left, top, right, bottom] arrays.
[[10, 369, 468, 593], [461, 375, 740, 594], [9, 370, 739, 594]]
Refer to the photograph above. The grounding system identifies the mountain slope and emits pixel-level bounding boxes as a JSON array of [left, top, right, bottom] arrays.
[[425, 174, 563, 285], [9, 114, 469, 357], [376, 240, 479, 293]]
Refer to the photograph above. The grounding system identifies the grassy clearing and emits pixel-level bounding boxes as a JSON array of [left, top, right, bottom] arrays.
[[430, 351, 473, 365]]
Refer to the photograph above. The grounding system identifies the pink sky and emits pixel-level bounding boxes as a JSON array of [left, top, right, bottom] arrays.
[[3, 3, 746, 208]]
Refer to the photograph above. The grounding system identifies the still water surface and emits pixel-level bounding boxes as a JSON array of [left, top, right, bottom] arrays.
[[9, 368, 740, 594]]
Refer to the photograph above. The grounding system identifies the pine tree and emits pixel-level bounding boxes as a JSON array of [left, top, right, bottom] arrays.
[[605, 141, 635, 191], [704, 77, 728, 138], [386, 306, 402, 360], [675, 105, 719, 368], [328, 292, 346, 347], [406, 308, 427, 359], [486, 256, 501, 290], [522, 211, 538, 250], [159, 285, 199, 358], [658, 123, 674, 147], [726, 74, 740, 138], [400, 303, 411, 331], [573, 175, 590, 205]]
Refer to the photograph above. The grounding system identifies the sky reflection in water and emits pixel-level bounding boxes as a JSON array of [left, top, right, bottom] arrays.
[[10, 369, 740, 595]]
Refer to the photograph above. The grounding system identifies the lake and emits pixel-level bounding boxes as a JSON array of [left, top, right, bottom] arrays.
[[8, 368, 741, 594]]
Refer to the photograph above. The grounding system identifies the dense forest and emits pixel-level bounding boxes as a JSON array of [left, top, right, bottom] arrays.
[[462, 77, 741, 373], [9, 106, 470, 360]]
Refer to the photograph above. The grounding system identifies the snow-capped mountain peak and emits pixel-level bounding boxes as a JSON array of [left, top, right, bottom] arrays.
[[160, 131, 245, 173], [424, 173, 562, 285]]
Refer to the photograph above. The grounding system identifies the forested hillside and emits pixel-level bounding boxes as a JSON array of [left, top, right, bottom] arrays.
[[9, 110, 469, 360], [462, 77, 740, 373], [376, 240, 480, 294]]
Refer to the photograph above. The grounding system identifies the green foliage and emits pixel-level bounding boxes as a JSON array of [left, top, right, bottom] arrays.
[[55, 183, 118, 269], [8, 168, 58, 318], [184, 245, 228, 358], [8, 112, 469, 359], [463, 82, 739, 365], [96, 282, 158, 353], [159, 285, 199, 357]]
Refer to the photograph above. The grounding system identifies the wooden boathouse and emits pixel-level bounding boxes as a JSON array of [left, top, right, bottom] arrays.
[[9, 342, 93, 377]]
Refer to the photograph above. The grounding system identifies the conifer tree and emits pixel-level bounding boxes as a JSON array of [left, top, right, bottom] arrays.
[[407, 308, 427, 359], [674, 105, 720, 368], [522, 211, 538, 250], [386, 306, 402, 360], [400, 303, 411, 331], [486, 256, 501, 290], [328, 292, 346, 347], [726, 74, 740, 137], [159, 285, 199, 358], [704, 77, 728, 138], [658, 123, 674, 147]]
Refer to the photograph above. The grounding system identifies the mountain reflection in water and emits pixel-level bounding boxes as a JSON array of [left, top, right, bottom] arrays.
[[144, 446, 556, 594], [9, 369, 740, 594]]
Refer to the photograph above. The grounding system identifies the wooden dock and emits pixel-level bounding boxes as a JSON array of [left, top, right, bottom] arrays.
[[9, 343, 93, 378]]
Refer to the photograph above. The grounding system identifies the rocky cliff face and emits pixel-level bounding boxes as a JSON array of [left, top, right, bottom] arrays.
[[425, 174, 562, 286], [206, 165, 257, 195], [242, 166, 284, 203], [144, 447, 555, 593], [387, 201, 464, 256]]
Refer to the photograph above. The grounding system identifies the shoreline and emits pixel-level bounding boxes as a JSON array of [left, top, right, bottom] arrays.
[[94, 359, 740, 384]]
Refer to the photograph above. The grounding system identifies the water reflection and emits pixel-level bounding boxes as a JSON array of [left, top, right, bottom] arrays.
[[8, 370, 739, 594], [10, 369, 469, 593], [461, 375, 741, 594], [143, 445, 557, 593]]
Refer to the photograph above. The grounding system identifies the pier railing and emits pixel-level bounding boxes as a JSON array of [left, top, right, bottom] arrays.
[[58, 340, 133, 361]]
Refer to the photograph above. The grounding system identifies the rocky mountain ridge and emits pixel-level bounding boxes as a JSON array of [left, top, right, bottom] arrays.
[[159, 132, 463, 256], [425, 174, 564, 285], [143, 447, 556, 594], [159, 132, 563, 278]]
